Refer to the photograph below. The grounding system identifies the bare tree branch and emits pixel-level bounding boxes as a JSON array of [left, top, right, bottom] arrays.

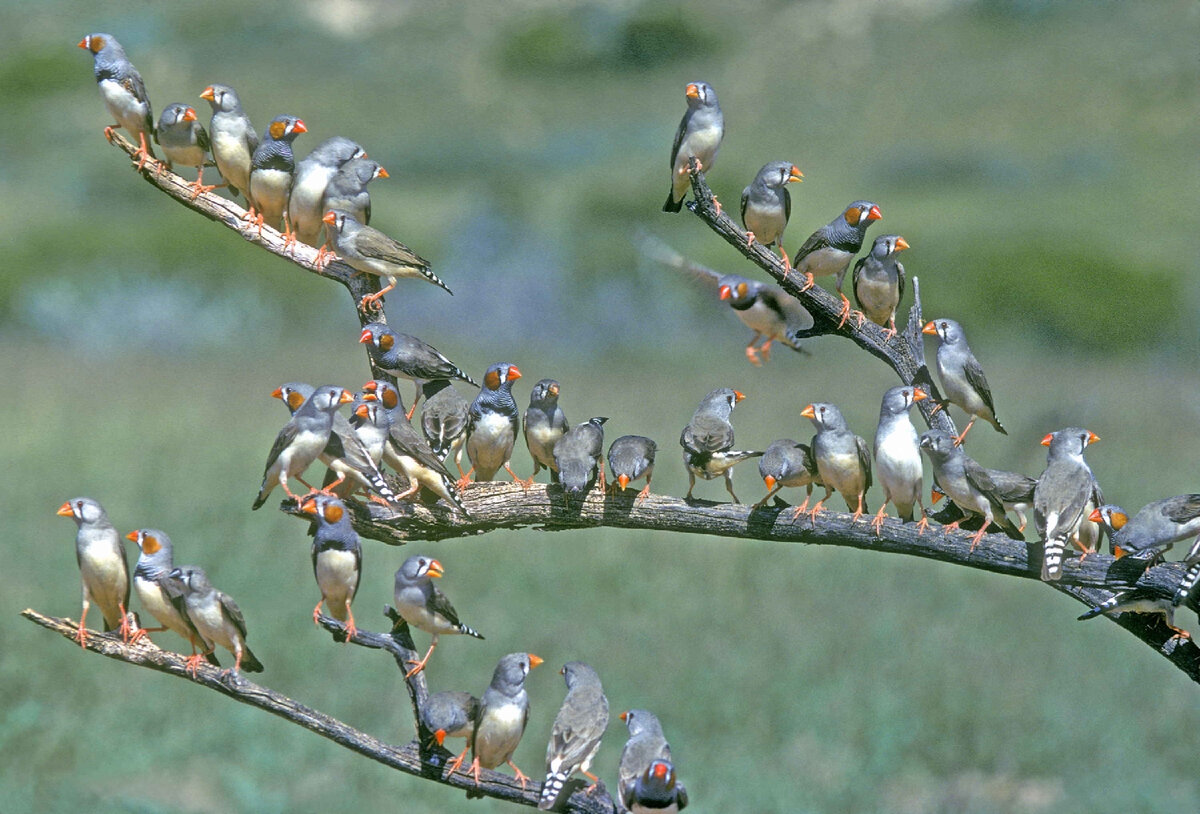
[[22, 607, 616, 813]]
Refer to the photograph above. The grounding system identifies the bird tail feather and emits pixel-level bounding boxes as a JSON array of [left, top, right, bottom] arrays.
[[663, 192, 683, 213], [538, 771, 569, 810], [1078, 594, 1121, 621], [1173, 561, 1200, 607], [1042, 537, 1067, 581]]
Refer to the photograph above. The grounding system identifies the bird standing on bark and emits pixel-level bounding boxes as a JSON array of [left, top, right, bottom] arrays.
[[200, 83, 257, 201], [538, 662, 609, 810], [246, 114, 307, 237], [127, 528, 217, 666], [155, 103, 214, 199], [873, 385, 928, 533], [525, 379, 569, 484], [853, 234, 909, 340], [468, 652, 543, 790], [167, 565, 264, 676], [421, 690, 480, 775], [919, 430, 1023, 551], [790, 201, 882, 324], [1089, 495, 1200, 561], [359, 323, 476, 419], [741, 161, 803, 267], [756, 439, 818, 514], [58, 497, 130, 647], [289, 137, 366, 249], [464, 362, 528, 487], [78, 33, 156, 169], [1033, 427, 1103, 581], [617, 710, 686, 814], [323, 210, 449, 311], [253, 384, 353, 510], [554, 417, 608, 495], [392, 555, 484, 677], [608, 435, 657, 501], [321, 157, 387, 227], [421, 379, 471, 476], [680, 388, 761, 503], [664, 81, 723, 214], [922, 318, 1006, 445], [300, 493, 362, 639], [802, 402, 872, 522]]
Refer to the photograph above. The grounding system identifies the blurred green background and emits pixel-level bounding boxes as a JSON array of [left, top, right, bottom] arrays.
[[3, 1, 1199, 811]]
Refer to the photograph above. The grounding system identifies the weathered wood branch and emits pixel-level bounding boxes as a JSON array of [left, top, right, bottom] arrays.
[[23, 607, 615, 813]]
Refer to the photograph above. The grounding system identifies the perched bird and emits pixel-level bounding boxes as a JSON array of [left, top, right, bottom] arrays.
[[922, 318, 1006, 444], [1089, 496, 1200, 560], [155, 103, 213, 199], [57, 497, 130, 647], [853, 234, 910, 339], [1034, 428, 1103, 581], [608, 435, 658, 501], [300, 493, 362, 639], [639, 234, 812, 366], [790, 201, 882, 320], [246, 114, 307, 236], [289, 137, 367, 250], [421, 379, 471, 477], [359, 323, 477, 419], [78, 33, 156, 169], [271, 381, 397, 505], [919, 430, 1023, 550], [321, 157, 387, 227], [680, 388, 761, 503], [554, 417, 609, 495], [345, 389, 391, 468], [664, 81, 723, 213], [468, 652, 543, 789], [361, 381, 467, 513], [525, 379, 569, 484], [199, 83, 258, 200], [984, 468, 1038, 533], [252, 384, 354, 510], [1173, 539, 1200, 608], [756, 439, 818, 514], [421, 690, 480, 773], [126, 528, 218, 666], [741, 161, 804, 266], [324, 210, 448, 311], [802, 402, 872, 522], [617, 710, 685, 814], [1078, 588, 1191, 641], [873, 385, 928, 533], [539, 662, 609, 810], [167, 566, 264, 676], [464, 362, 528, 487], [393, 555, 484, 677]]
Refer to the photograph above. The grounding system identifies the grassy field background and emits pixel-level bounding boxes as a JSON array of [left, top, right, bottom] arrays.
[[3, 1, 1199, 812]]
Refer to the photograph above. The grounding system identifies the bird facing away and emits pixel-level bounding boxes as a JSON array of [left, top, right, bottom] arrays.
[[155, 103, 214, 199], [300, 493, 362, 640], [525, 379, 569, 484], [78, 33, 156, 169], [127, 528, 218, 666], [617, 710, 685, 814], [421, 378, 471, 477], [554, 417, 609, 495], [756, 439, 818, 515], [922, 317, 1006, 445], [919, 430, 1023, 551], [853, 234, 910, 340], [392, 555, 484, 677], [468, 652, 543, 790], [664, 81, 724, 214], [167, 565, 264, 677], [1077, 587, 1191, 642], [538, 661, 609, 810], [740, 161, 803, 267], [421, 690, 480, 775], [802, 402, 873, 522], [58, 497, 130, 647], [680, 388, 761, 503], [608, 435, 658, 502], [872, 385, 928, 533], [200, 83, 258, 201], [1034, 428, 1103, 581], [464, 362, 528, 487]]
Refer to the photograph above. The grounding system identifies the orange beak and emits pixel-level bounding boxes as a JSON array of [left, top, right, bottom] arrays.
[[788, 165, 804, 183], [800, 404, 816, 419], [125, 531, 139, 542], [1113, 545, 1127, 559], [895, 236, 910, 251], [618, 474, 630, 490], [323, 211, 338, 226], [359, 328, 373, 344], [763, 475, 777, 491], [733, 390, 745, 403], [200, 85, 215, 102], [1040, 433, 1054, 447], [292, 119, 308, 134], [271, 386, 284, 400], [77, 36, 89, 49], [507, 366, 522, 381], [912, 387, 927, 402], [718, 285, 732, 300], [354, 404, 370, 418], [338, 390, 354, 404], [362, 393, 378, 402], [434, 729, 446, 746], [685, 83, 700, 100], [300, 497, 319, 515], [56, 501, 73, 517], [1088, 508, 1103, 523], [427, 559, 445, 578], [182, 107, 197, 122], [528, 654, 544, 668], [377, 167, 389, 178], [921, 321, 937, 335], [1088, 432, 1100, 444], [931, 487, 944, 505], [548, 383, 559, 397], [619, 711, 629, 723], [867, 205, 882, 221]]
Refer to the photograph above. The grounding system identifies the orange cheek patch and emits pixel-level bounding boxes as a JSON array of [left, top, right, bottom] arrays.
[[844, 207, 861, 226], [142, 535, 161, 555], [269, 121, 287, 139], [324, 505, 344, 524], [484, 370, 501, 390], [378, 334, 394, 351], [381, 389, 399, 410]]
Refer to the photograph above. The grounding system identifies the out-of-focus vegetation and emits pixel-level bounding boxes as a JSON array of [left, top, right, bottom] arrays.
[[3, 1, 1199, 812]]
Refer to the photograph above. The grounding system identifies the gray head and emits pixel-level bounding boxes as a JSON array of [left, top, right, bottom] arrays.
[[560, 660, 601, 690], [918, 429, 959, 462], [802, 402, 848, 432], [301, 385, 353, 415], [396, 554, 443, 587], [299, 492, 355, 534], [834, 200, 883, 234], [57, 497, 111, 528], [922, 317, 966, 347], [716, 275, 760, 308], [333, 157, 387, 188], [201, 83, 245, 113], [621, 709, 665, 739], [273, 381, 315, 415], [528, 379, 561, 408], [304, 137, 366, 167], [157, 103, 199, 134], [697, 387, 744, 419], [683, 81, 719, 110], [752, 161, 803, 190], [322, 209, 362, 238], [490, 652, 543, 692], [1042, 427, 1099, 459], [1091, 504, 1127, 534], [79, 33, 127, 61], [168, 565, 213, 594], [351, 398, 390, 432], [129, 528, 174, 565], [869, 234, 909, 260], [879, 385, 928, 418], [263, 115, 307, 144]]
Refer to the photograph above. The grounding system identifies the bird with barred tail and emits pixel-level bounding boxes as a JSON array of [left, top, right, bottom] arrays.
[[539, 662, 609, 810], [289, 137, 366, 250], [741, 161, 803, 267], [790, 200, 882, 322], [756, 439, 818, 515], [873, 385, 928, 533], [300, 493, 362, 640], [464, 362, 528, 488], [664, 81, 724, 214], [853, 234, 910, 340], [156, 103, 215, 199], [617, 710, 686, 814], [126, 528, 218, 667], [1173, 540, 1200, 609], [1034, 427, 1103, 581], [525, 379, 569, 484], [1089, 495, 1200, 561], [1078, 587, 1191, 641], [608, 435, 657, 502], [922, 317, 1006, 445], [57, 497, 131, 647], [200, 83, 257, 202], [246, 114, 307, 237], [323, 211, 449, 311], [467, 652, 543, 790], [253, 384, 353, 510], [554, 417, 608, 495], [680, 388, 761, 503], [78, 33, 156, 169], [421, 379, 471, 477], [802, 402, 873, 523], [421, 690, 480, 775], [919, 430, 1023, 551], [392, 555, 484, 677], [359, 323, 476, 419], [167, 565, 264, 677]]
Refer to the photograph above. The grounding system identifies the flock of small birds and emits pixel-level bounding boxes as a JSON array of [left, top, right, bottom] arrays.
[[62, 31, 1197, 812]]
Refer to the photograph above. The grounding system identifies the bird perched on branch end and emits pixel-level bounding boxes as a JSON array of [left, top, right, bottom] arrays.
[[741, 161, 803, 268], [664, 81, 723, 214], [392, 555, 484, 678], [79, 33, 157, 170], [57, 497, 131, 648]]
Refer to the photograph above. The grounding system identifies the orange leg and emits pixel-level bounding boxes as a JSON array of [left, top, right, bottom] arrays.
[[759, 338, 773, 363], [870, 505, 889, 535], [745, 230, 757, 247], [470, 757, 484, 786], [134, 131, 155, 171], [942, 520, 962, 535], [312, 600, 324, 626], [185, 651, 207, 678], [446, 745, 471, 776], [850, 494, 866, 524], [405, 641, 437, 678], [506, 463, 533, 490], [343, 603, 357, 641], [636, 479, 652, 503], [118, 603, 133, 643], [745, 340, 762, 366], [953, 417, 977, 447], [188, 166, 219, 200], [797, 271, 816, 292], [508, 761, 531, 791], [103, 124, 119, 142], [711, 195, 722, 217], [319, 473, 347, 496], [881, 319, 898, 342], [779, 247, 792, 270], [807, 498, 827, 523], [915, 516, 931, 535], [359, 280, 396, 313], [315, 244, 336, 269], [969, 526, 987, 552], [128, 625, 166, 645], [76, 602, 91, 649], [456, 467, 475, 491]]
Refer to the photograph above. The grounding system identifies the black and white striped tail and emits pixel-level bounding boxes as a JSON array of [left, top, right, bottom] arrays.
[[538, 770, 569, 810], [1042, 537, 1067, 581], [457, 622, 484, 640], [366, 467, 400, 505], [420, 267, 454, 296], [1078, 594, 1120, 620], [1173, 561, 1200, 607]]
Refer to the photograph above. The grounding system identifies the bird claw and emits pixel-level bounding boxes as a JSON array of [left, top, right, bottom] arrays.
[[358, 291, 385, 313], [712, 196, 722, 217], [836, 294, 854, 329], [797, 272, 815, 293], [185, 653, 206, 678], [188, 180, 218, 200], [745, 345, 762, 366], [915, 516, 930, 535], [881, 326, 897, 342], [103, 125, 118, 142], [75, 623, 89, 649], [744, 231, 756, 247], [807, 500, 826, 524], [969, 528, 986, 552], [870, 508, 888, 536]]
